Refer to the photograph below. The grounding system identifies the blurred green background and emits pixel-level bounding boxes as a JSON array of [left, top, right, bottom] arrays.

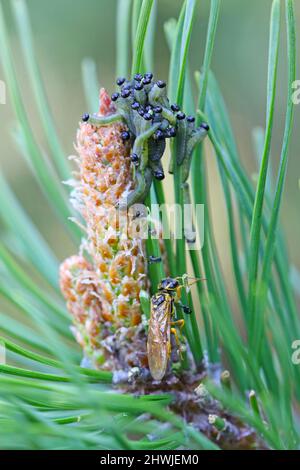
[[0, 0, 299, 287]]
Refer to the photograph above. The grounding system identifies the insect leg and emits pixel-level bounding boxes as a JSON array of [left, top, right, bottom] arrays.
[[170, 324, 184, 360], [170, 319, 185, 330], [174, 285, 184, 302]]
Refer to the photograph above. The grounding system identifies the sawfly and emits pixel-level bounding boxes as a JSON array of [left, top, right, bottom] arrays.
[[147, 275, 203, 381]]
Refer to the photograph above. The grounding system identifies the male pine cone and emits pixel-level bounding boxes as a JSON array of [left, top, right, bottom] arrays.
[[60, 89, 148, 370]]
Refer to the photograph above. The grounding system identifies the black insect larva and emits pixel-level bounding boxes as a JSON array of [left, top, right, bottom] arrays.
[[176, 112, 186, 120], [121, 131, 130, 141], [153, 169, 165, 180], [134, 82, 143, 91], [154, 129, 164, 140], [82, 113, 90, 122], [143, 77, 152, 85], [131, 153, 139, 164], [111, 92, 119, 101], [134, 73, 143, 81], [121, 88, 131, 98], [200, 122, 210, 131], [171, 103, 180, 112], [156, 80, 166, 88], [86, 73, 209, 208], [144, 72, 153, 80], [116, 77, 126, 86], [187, 115, 195, 123], [167, 127, 177, 138]]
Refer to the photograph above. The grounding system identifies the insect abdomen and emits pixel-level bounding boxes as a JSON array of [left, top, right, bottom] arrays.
[[147, 292, 171, 381]]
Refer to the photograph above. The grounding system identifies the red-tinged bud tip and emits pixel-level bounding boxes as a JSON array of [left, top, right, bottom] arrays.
[[99, 88, 116, 116]]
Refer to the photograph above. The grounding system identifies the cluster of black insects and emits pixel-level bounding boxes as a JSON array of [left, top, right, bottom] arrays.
[[82, 73, 209, 208]]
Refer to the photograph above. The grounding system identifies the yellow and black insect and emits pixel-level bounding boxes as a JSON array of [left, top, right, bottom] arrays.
[[147, 276, 197, 381]]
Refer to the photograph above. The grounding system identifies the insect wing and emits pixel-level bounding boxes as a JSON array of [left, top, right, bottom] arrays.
[[147, 294, 171, 381]]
